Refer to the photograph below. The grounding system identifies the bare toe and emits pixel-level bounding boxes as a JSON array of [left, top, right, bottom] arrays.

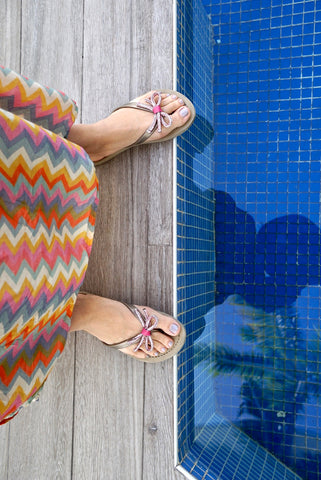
[[120, 306, 183, 360], [160, 93, 186, 113], [120, 345, 147, 359], [136, 307, 181, 337], [135, 90, 192, 135], [152, 330, 176, 350]]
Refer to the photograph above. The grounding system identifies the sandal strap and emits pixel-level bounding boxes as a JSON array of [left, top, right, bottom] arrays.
[[112, 91, 172, 147], [107, 303, 159, 352]]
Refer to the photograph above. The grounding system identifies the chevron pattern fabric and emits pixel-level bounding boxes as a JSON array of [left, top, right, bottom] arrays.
[[0, 65, 78, 137], [0, 69, 99, 424]]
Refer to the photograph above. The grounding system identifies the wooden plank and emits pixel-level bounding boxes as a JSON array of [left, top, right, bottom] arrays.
[[129, 0, 174, 247], [19, 0, 84, 99], [126, 0, 156, 305], [138, 0, 181, 477], [73, 1, 145, 478], [7, 337, 75, 480], [148, 142, 173, 246], [142, 246, 183, 480], [146, 0, 175, 247], [73, 333, 145, 480], [0, 423, 9, 480], [83, 155, 134, 300], [7, 1, 83, 479], [81, 0, 133, 124], [0, 0, 21, 71], [81, 0, 138, 300]]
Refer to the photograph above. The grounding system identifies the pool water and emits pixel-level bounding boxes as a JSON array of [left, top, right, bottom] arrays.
[[176, 1, 321, 479]]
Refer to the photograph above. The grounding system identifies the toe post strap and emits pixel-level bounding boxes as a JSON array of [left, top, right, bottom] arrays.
[[109, 303, 159, 353], [137, 91, 172, 134], [126, 305, 159, 352]]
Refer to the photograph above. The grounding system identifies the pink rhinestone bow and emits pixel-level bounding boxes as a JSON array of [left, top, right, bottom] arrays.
[[137, 91, 172, 134], [128, 307, 159, 352]]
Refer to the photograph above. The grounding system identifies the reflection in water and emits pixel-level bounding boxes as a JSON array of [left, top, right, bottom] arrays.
[[196, 295, 321, 479], [214, 190, 321, 311], [196, 192, 321, 479], [178, 109, 321, 477]]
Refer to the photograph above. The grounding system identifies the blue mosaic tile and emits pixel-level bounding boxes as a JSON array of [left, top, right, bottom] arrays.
[[177, 0, 321, 479]]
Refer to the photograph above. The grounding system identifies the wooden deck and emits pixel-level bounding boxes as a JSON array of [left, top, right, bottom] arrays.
[[0, 1, 184, 479]]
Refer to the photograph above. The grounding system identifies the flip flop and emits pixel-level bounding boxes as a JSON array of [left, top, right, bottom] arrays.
[[94, 89, 196, 165], [79, 292, 186, 362]]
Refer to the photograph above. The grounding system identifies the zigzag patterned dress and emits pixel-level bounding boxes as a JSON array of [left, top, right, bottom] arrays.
[[0, 66, 99, 424]]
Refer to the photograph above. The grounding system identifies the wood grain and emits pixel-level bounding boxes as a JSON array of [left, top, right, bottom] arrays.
[[142, 246, 184, 480], [73, 1, 145, 479], [0, 0, 21, 71], [19, 0, 84, 99], [7, 337, 75, 480], [72, 332, 145, 480], [0, 422, 9, 480]]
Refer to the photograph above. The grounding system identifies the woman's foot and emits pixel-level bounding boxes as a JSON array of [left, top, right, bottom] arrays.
[[67, 91, 192, 163], [70, 293, 182, 360]]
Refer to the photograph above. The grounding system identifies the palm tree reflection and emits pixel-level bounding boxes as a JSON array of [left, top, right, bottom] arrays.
[[195, 295, 321, 479], [193, 191, 321, 479]]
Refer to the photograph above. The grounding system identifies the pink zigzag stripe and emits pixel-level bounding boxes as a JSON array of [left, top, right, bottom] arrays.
[[0, 238, 91, 274], [3, 84, 75, 125]]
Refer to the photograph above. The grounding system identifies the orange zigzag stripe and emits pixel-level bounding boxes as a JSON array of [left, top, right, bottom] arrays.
[[0, 203, 96, 230], [0, 338, 67, 386], [0, 300, 73, 349], [0, 157, 95, 193]]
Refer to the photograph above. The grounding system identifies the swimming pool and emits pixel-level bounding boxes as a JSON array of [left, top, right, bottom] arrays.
[[175, 1, 321, 479]]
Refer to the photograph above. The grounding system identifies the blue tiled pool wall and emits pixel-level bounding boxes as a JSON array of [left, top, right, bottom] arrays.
[[176, 1, 297, 479], [201, 0, 321, 479], [177, 0, 321, 479], [176, 0, 216, 470]]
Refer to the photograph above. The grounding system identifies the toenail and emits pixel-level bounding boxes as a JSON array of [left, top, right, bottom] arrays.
[[170, 323, 179, 334], [179, 107, 189, 117], [168, 341, 174, 348], [179, 98, 184, 105], [161, 347, 166, 353], [171, 94, 177, 99]]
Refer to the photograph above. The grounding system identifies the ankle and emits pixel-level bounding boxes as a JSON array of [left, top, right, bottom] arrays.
[[67, 123, 101, 154], [70, 294, 142, 345], [70, 294, 94, 333]]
